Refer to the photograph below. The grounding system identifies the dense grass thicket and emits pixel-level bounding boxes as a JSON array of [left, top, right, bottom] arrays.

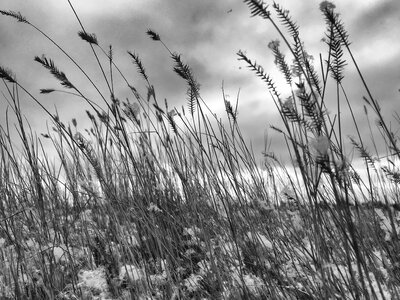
[[1, 1, 400, 299]]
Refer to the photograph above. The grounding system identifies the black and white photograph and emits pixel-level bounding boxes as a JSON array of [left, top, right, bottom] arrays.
[[0, 0, 400, 299]]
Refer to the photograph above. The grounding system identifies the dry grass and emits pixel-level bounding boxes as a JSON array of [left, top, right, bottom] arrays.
[[1, 1, 400, 299]]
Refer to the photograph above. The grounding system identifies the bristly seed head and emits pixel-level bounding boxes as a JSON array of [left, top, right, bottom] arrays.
[[146, 29, 160, 41], [78, 31, 98, 45], [268, 40, 280, 50], [319, 1, 336, 12], [0, 10, 28, 23], [0, 66, 16, 83], [40, 89, 55, 94]]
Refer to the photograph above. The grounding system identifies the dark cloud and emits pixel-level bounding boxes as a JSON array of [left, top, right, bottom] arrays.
[[352, 0, 400, 37]]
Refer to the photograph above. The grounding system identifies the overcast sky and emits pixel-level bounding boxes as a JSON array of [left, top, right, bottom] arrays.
[[1, 0, 399, 165]]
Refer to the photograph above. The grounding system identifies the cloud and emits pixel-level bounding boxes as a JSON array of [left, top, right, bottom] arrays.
[[1, 0, 399, 165], [351, 0, 400, 36]]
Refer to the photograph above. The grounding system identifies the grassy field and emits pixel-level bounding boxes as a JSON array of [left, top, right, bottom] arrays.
[[1, 1, 400, 299]]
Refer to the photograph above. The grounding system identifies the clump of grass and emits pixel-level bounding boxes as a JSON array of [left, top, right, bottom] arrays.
[[0, 1, 400, 299]]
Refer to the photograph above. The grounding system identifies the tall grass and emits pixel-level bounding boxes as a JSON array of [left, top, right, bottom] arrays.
[[0, 1, 399, 299]]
